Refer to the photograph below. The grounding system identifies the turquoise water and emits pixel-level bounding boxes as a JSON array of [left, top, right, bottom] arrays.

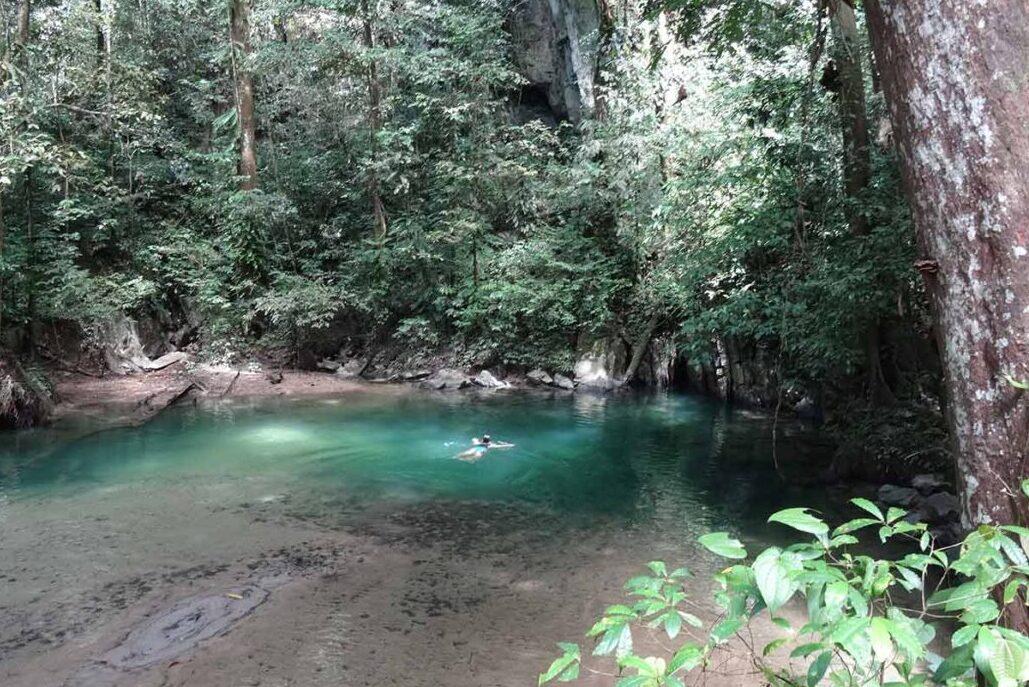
[[0, 391, 834, 536]]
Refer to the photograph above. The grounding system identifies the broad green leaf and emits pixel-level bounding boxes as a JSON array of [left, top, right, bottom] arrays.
[[698, 532, 747, 559], [753, 548, 800, 612], [951, 624, 979, 648], [868, 617, 893, 661], [668, 642, 704, 673], [850, 498, 884, 521], [933, 641, 974, 682], [768, 508, 829, 537]]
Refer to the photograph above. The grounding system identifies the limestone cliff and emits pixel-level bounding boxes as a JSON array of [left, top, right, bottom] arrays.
[[507, 0, 601, 122]]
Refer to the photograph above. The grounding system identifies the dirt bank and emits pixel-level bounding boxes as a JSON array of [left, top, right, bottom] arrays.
[[50, 365, 403, 429]]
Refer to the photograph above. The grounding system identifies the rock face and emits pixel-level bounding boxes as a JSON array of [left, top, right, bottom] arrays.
[[878, 484, 920, 508], [573, 337, 625, 390], [507, 0, 600, 123], [421, 369, 471, 391], [527, 369, 554, 386], [552, 373, 575, 390], [473, 370, 510, 389]]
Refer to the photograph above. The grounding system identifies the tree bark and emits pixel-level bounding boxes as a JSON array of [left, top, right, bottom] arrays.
[[864, 2, 1029, 534], [17, 0, 30, 48], [828, 0, 871, 237], [229, 0, 258, 191], [95, 0, 105, 62]]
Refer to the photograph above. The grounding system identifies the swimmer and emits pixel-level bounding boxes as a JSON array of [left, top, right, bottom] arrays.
[[456, 434, 514, 461]]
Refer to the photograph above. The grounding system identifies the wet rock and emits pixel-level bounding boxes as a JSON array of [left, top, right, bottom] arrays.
[[402, 370, 431, 381], [421, 369, 470, 391], [922, 492, 960, 524], [931, 522, 965, 548], [878, 484, 919, 508], [101, 585, 269, 669], [911, 473, 949, 495], [526, 369, 553, 386], [472, 370, 509, 389], [552, 374, 575, 391]]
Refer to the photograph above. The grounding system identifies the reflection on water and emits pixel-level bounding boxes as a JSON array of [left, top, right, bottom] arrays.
[[0, 390, 836, 543]]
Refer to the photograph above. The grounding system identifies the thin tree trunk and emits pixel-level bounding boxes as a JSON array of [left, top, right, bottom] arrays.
[[828, 0, 870, 237], [864, 1, 1029, 541], [362, 0, 387, 240], [229, 0, 258, 191], [94, 0, 104, 62], [828, 0, 893, 405], [17, 0, 29, 48], [592, 0, 616, 121], [622, 314, 659, 386]]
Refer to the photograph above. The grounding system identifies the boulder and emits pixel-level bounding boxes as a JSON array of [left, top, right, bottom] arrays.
[[573, 337, 625, 390], [922, 492, 961, 524], [526, 369, 553, 386], [421, 369, 471, 391], [265, 369, 284, 385], [473, 370, 510, 389], [336, 358, 366, 379], [401, 370, 431, 381], [143, 351, 188, 371], [911, 473, 949, 495], [878, 484, 919, 508], [552, 373, 575, 390], [316, 358, 341, 372]]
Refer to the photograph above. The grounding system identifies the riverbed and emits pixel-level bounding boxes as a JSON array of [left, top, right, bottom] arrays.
[[0, 389, 840, 686]]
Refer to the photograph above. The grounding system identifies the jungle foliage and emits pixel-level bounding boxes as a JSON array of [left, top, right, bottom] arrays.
[[1, 0, 937, 443]]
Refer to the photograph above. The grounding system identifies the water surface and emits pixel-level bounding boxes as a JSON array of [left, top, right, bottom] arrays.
[[0, 390, 838, 687]]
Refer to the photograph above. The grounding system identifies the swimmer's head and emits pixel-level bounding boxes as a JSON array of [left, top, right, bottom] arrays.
[[482, 434, 492, 444]]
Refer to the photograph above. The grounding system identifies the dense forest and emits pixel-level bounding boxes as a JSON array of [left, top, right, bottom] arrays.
[[1, 0, 1027, 533]]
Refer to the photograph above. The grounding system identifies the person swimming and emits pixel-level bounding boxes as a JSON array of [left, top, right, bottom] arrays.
[[456, 434, 514, 461]]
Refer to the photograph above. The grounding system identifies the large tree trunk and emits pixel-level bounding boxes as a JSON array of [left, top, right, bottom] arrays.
[[864, 2, 1029, 533], [229, 0, 258, 191]]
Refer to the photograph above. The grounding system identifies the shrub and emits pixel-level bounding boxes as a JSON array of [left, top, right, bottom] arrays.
[[541, 487, 1029, 687]]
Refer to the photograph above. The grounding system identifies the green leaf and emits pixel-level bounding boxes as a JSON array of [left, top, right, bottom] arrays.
[[668, 642, 704, 673], [806, 651, 831, 686], [698, 532, 747, 559], [850, 498, 884, 521], [933, 641, 974, 682], [763, 638, 788, 656], [753, 548, 800, 612], [768, 508, 829, 537], [710, 617, 742, 643], [539, 644, 581, 685], [832, 518, 880, 536], [951, 624, 979, 648], [869, 617, 893, 661]]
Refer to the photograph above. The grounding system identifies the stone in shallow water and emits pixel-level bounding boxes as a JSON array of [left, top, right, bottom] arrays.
[[101, 585, 268, 669]]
